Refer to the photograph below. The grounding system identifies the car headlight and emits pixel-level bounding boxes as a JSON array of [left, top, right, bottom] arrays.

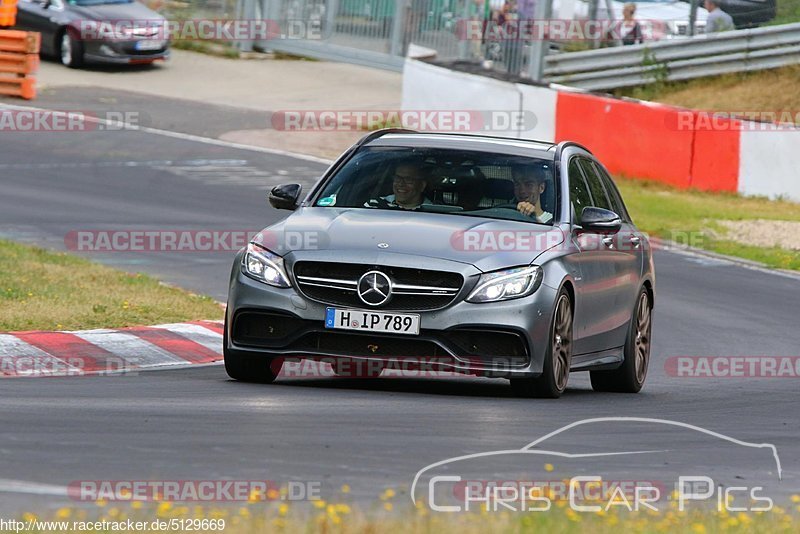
[[242, 243, 291, 288], [466, 266, 543, 303]]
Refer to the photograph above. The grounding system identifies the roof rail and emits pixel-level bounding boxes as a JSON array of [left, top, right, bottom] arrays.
[[555, 141, 593, 160], [364, 130, 557, 148], [357, 128, 419, 146]]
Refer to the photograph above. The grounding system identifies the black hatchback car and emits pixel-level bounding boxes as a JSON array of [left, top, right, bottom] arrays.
[[14, 0, 169, 67]]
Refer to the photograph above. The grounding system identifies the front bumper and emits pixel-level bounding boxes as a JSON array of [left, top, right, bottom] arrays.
[[83, 39, 170, 64], [226, 253, 558, 378]]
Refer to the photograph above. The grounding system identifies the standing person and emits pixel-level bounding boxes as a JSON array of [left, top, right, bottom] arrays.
[[620, 3, 643, 45], [704, 0, 735, 33], [498, 0, 523, 75], [465, 0, 488, 59], [403, 0, 433, 55]]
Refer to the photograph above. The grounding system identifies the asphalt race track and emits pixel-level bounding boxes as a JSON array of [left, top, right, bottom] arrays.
[[1, 92, 798, 515]]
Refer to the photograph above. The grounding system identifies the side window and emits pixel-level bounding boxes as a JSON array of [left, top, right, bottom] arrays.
[[568, 158, 592, 225], [577, 159, 612, 212], [591, 161, 631, 222]]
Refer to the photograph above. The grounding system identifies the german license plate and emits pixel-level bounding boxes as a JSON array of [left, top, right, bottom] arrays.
[[135, 40, 164, 51], [325, 308, 420, 335]]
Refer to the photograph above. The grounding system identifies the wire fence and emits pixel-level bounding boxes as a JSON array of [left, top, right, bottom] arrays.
[[142, 0, 800, 83]]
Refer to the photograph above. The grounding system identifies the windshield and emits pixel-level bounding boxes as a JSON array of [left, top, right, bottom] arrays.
[[313, 146, 557, 225]]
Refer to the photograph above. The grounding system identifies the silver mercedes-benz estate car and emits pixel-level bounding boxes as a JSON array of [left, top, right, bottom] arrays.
[[225, 130, 655, 398]]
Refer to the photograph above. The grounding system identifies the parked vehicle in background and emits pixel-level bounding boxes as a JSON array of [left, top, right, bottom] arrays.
[[14, 0, 169, 68], [710, 0, 776, 27], [552, 0, 709, 39]]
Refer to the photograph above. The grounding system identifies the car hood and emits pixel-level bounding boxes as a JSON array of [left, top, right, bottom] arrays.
[[258, 208, 565, 273], [70, 2, 164, 22]]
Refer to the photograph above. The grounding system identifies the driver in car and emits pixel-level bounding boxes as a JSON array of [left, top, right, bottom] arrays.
[[512, 165, 553, 223], [365, 162, 432, 210]]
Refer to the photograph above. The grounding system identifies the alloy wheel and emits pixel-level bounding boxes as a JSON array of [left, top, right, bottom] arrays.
[[551, 294, 572, 391]]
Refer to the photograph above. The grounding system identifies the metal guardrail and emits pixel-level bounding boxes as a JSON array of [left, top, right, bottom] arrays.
[[544, 23, 800, 91]]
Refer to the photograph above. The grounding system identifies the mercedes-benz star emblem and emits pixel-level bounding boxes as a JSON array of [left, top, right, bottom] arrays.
[[357, 270, 392, 306], [377, 242, 389, 249]]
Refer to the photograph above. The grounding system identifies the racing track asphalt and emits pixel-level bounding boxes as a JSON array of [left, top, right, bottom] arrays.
[[0, 91, 798, 515]]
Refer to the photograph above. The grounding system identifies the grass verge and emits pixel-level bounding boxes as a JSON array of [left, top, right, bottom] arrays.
[[0, 239, 223, 332], [12, 495, 800, 533], [616, 178, 800, 270], [614, 66, 800, 118]]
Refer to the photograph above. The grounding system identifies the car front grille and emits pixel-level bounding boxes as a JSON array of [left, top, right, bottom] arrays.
[[293, 261, 463, 311]]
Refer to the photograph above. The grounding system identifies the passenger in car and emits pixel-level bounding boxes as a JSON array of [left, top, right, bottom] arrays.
[[365, 162, 432, 210], [512, 165, 554, 223]]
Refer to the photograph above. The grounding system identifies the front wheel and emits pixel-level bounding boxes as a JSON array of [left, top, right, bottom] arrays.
[[511, 289, 573, 398], [60, 31, 84, 68], [590, 289, 652, 393]]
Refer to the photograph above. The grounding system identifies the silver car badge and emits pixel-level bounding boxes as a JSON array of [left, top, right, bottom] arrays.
[[357, 271, 392, 306]]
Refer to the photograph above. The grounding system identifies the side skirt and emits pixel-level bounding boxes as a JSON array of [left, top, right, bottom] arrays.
[[570, 347, 624, 371]]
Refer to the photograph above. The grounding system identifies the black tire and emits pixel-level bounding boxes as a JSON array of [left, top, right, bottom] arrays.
[[590, 288, 652, 393], [59, 30, 84, 69], [332, 358, 384, 378], [223, 319, 282, 383], [510, 289, 573, 399]]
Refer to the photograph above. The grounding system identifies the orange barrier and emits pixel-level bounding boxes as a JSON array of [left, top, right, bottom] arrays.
[[0, 29, 39, 99], [689, 119, 741, 193], [0, 30, 40, 53], [555, 92, 695, 188], [0, 51, 39, 74], [0, 76, 35, 99], [0, 0, 18, 27]]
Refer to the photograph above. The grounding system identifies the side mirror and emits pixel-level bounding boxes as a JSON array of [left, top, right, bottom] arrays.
[[578, 207, 622, 234], [268, 183, 302, 211]]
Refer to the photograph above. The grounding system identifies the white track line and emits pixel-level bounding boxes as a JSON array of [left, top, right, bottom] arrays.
[[0, 478, 69, 497], [0, 103, 334, 165]]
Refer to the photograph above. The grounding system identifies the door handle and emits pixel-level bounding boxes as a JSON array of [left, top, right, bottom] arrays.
[[602, 237, 614, 249], [630, 236, 641, 248]]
